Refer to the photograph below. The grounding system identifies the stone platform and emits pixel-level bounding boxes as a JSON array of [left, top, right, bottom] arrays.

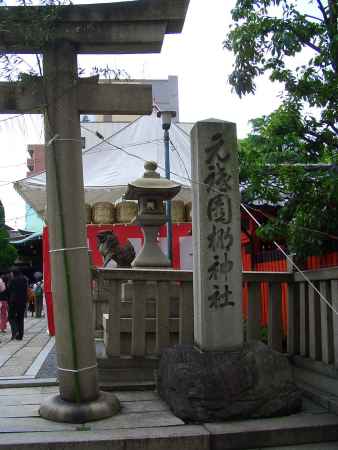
[[0, 320, 338, 449], [0, 385, 337, 449]]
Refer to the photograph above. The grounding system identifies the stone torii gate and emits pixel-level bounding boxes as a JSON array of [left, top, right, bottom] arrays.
[[0, 0, 189, 423]]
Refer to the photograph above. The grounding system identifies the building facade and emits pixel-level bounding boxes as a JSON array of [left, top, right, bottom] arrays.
[[26, 145, 45, 232]]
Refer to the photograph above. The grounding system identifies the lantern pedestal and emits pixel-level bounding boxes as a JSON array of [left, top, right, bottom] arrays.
[[132, 225, 170, 268]]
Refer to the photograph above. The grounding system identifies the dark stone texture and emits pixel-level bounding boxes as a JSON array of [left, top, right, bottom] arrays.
[[157, 341, 302, 422]]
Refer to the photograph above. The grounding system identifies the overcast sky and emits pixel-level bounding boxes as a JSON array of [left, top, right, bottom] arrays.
[[0, 0, 284, 229]]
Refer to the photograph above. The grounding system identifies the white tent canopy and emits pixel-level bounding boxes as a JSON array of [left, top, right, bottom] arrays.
[[15, 113, 193, 217]]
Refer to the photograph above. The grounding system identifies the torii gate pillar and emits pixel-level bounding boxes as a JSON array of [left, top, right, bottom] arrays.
[[0, 0, 190, 423], [39, 42, 117, 423]]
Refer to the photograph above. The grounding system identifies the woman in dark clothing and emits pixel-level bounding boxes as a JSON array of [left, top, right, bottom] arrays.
[[8, 270, 28, 340]]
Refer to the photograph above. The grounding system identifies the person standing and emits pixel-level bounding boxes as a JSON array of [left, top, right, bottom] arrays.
[[0, 274, 9, 333], [8, 269, 28, 340], [33, 278, 44, 318], [27, 284, 36, 317]]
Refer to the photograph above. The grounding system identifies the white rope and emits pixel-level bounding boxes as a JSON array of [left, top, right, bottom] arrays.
[[58, 363, 97, 373], [240, 202, 338, 316], [54, 138, 83, 143], [47, 135, 82, 146], [47, 134, 59, 146], [49, 246, 88, 253]]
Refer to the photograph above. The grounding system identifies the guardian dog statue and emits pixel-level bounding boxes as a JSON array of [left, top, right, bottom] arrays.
[[97, 231, 135, 268]]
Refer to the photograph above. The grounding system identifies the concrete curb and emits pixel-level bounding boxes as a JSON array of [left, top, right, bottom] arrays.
[[0, 378, 58, 389]]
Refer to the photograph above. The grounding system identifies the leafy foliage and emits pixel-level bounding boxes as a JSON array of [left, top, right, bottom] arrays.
[[0, 0, 71, 80], [225, 0, 337, 151], [226, 0, 338, 257], [0, 201, 17, 270], [239, 110, 338, 257], [0, 228, 17, 269]]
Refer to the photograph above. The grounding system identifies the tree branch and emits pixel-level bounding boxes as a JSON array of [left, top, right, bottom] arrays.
[[329, 123, 338, 135], [316, 0, 328, 24], [303, 40, 322, 54], [304, 14, 324, 22], [328, 0, 338, 74]]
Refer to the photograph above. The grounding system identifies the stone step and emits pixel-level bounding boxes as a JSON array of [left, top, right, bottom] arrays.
[[0, 412, 338, 449], [99, 380, 155, 391], [204, 412, 338, 449], [250, 443, 338, 449], [0, 425, 209, 450], [97, 355, 159, 369], [98, 367, 156, 383], [97, 352, 158, 384], [0, 385, 337, 450], [300, 381, 338, 416], [293, 355, 338, 398]]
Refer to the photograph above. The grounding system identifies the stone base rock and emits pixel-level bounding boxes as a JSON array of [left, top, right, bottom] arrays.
[[39, 391, 120, 423], [157, 341, 302, 422]]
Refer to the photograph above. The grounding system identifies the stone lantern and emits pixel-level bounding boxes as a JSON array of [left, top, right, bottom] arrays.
[[124, 161, 181, 267]]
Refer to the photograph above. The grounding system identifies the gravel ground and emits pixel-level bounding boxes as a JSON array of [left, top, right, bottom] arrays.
[[36, 345, 58, 379]]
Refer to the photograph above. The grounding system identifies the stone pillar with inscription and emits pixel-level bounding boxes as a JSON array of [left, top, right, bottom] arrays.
[[191, 120, 243, 350], [157, 119, 301, 423]]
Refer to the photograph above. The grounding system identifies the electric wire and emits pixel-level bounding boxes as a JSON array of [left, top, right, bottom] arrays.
[[7, 120, 338, 245], [168, 138, 338, 317], [241, 202, 338, 316], [4, 112, 338, 249], [1, 78, 338, 319]]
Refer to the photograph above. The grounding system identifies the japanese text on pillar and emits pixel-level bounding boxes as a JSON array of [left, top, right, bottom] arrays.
[[204, 132, 235, 309]]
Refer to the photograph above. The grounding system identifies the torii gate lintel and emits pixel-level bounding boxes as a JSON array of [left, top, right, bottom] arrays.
[[0, 0, 189, 54], [0, 79, 153, 115]]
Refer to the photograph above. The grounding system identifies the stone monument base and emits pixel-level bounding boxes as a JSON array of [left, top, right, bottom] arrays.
[[39, 391, 120, 423], [157, 341, 301, 422]]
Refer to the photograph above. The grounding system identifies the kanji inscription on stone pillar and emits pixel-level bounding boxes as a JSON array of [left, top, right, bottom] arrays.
[[191, 120, 243, 350]]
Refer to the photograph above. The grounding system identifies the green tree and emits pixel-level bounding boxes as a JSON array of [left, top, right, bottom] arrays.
[[225, 0, 337, 153], [226, 0, 338, 257], [0, 201, 17, 270], [239, 110, 338, 258]]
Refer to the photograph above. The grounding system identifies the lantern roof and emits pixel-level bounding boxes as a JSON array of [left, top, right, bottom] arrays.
[[124, 161, 181, 200]]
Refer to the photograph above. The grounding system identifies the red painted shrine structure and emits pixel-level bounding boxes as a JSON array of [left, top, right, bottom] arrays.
[[42, 210, 338, 336]]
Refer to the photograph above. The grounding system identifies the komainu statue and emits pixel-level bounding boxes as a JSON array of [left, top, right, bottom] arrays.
[[97, 231, 135, 268]]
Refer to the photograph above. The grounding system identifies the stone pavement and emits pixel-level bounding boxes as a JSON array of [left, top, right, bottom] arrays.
[[0, 319, 337, 449], [0, 317, 54, 379], [0, 386, 336, 449]]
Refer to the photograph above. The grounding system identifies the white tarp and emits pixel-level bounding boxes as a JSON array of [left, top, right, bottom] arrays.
[[14, 113, 193, 216]]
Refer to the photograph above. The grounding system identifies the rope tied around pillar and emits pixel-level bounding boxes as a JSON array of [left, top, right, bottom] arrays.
[[58, 364, 98, 373], [49, 246, 88, 253]]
